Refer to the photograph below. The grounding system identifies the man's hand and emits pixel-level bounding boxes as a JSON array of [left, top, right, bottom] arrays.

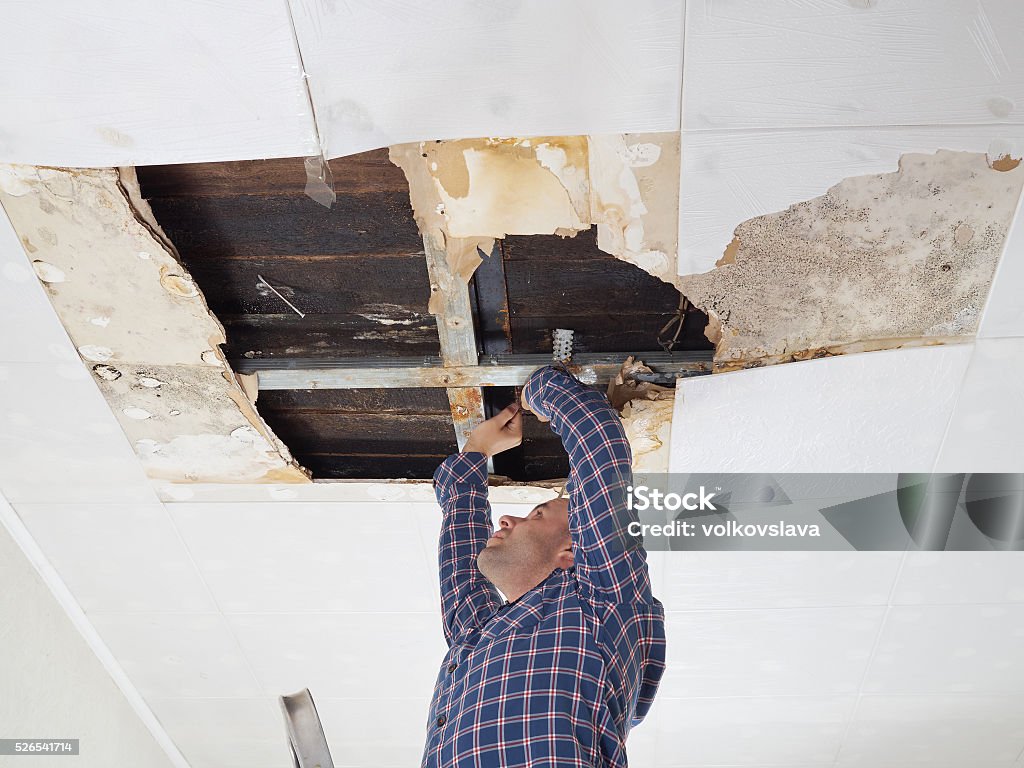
[[462, 403, 523, 457]]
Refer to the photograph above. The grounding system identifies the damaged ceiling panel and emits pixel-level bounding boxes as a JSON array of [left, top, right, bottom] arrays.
[[287, 0, 683, 158], [681, 151, 1024, 370], [134, 149, 703, 481], [390, 133, 680, 285], [0, 165, 308, 484], [677, 128, 1024, 277], [0, 0, 317, 167]]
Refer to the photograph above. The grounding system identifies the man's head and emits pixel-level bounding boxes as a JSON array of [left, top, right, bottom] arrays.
[[477, 498, 573, 603]]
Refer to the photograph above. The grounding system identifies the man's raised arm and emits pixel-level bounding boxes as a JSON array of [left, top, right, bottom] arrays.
[[431, 404, 522, 645], [432, 451, 501, 646], [522, 365, 655, 604]]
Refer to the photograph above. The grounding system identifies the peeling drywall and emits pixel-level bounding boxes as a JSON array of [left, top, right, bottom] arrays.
[[0, 164, 309, 483], [607, 357, 675, 473], [390, 133, 679, 285], [680, 150, 1024, 371]]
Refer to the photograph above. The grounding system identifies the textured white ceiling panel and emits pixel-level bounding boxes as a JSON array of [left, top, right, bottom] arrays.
[[863, 604, 1024, 695], [682, 0, 1024, 131], [226, 612, 446, 699], [144, 697, 289, 768], [167, 501, 438, 613], [839, 695, 1024, 766], [934, 337, 1024, 472], [677, 127, 1024, 276], [669, 344, 974, 473], [289, 0, 683, 159], [0, 361, 156, 503], [0, 202, 77, 362], [0, 0, 318, 167], [634, 695, 856, 766], [13, 502, 216, 613]]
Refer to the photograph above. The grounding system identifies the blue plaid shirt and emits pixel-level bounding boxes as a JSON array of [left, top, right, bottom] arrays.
[[423, 365, 666, 768]]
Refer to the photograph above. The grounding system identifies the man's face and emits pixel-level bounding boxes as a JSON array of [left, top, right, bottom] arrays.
[[477, 498, 572, 590]]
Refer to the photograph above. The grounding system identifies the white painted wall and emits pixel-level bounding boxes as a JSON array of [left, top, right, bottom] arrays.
[[0, 495, 184, 768]]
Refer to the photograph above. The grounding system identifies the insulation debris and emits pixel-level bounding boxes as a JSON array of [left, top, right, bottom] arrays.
[[607, 357, 675, 473], [680, 150, 1024, 371], [0, 164, 309, 483], [390, 133, 679, 284]]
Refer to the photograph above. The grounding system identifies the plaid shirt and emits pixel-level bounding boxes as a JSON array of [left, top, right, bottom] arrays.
[[423, 365, 666, 768]]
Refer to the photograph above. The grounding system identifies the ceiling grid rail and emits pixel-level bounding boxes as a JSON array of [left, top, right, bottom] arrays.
[[422, 236, 491, 459]]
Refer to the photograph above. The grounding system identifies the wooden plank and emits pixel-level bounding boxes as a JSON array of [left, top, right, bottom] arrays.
[[502, 230, 610, 261], [257, 387, 451, 414], [506, 259, 680, 317], [217, 313, 440, 360], [261, 412, 456, 455], [145, 193, 422, 258], [423, 236, 477, 367], [176, 255, 432, 316], [422, 235, 488, 455], [136, 149, 408, 198]]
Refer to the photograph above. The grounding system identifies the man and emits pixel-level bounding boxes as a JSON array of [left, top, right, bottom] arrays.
[[423, 364, 666, 767]]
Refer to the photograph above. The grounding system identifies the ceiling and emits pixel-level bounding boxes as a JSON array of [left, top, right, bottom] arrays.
[[2, 1, 1024, 768]]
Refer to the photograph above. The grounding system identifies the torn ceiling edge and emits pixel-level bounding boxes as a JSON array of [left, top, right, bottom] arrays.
[[154, 480, 566, 505], [680, 150, 1024, 372], [388, 133, 681, 287], [0, 164, 309, 484]]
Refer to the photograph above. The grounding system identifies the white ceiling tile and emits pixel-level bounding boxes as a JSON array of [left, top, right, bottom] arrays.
[[0, 362, 157, 504], [935, 338, 1024, 473], [662, 608, 884, 697], [640, 695, 854, 766], [662, 552, 902, 610], [0, 0, 317, 166], [864, 604, 1024, 694], [146, 697, 291, 768], [979, 186, 1024, 338], [316, 698, 430, 767], [168, 502, 437, 613], [682, 0, 1024, 131], [291, 0, 682, 158], [678, 126, 1024, 276], [13, 502, 215, 613], [227, 613, 446, 699], [669, 345, 973, 474], [88, 613, 261, 698], [0, 205, 78, 363], [893, 552, 1024, 604], [838, 695, 1024, 765]]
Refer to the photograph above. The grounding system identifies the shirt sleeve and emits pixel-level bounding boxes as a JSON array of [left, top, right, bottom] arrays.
[[522, 365, 656, 604], [432, 451, 503, 646]]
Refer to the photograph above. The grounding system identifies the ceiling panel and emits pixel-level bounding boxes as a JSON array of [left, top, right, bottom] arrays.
[[167, 501, 438, 613], [13, 502, 215, 613], [669, 344, 973, 473], [662, 607, 883, 697], [863, 604, 1024, 695], [0, 0, 317, 166], [290, 0, 683, 158], [682, 0, 1024, 131]]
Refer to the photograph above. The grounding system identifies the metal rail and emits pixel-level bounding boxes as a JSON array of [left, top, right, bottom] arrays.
[[237, 351, 713, 390]]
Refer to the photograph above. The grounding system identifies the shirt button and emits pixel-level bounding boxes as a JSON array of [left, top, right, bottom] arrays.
[[436, 715, 447, 727], [447, 663, 457, 673]]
